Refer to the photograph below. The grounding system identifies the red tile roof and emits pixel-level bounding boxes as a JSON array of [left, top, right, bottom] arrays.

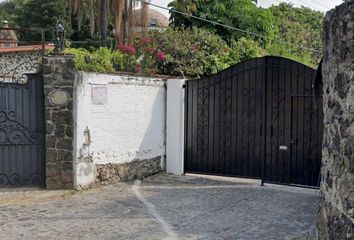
[[0, 44, 54, 53]]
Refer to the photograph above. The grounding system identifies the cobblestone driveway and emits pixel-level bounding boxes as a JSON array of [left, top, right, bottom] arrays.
[[0, 174, 319, 240]]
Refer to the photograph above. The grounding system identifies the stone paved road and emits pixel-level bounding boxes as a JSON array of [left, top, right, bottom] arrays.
[[0, 174, 319, 240]]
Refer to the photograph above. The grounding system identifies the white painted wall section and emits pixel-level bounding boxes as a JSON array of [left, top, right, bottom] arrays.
[[73, 72, 168, 189], [166, 79, 185, 175]]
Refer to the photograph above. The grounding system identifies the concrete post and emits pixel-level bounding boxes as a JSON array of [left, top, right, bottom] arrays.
[[166, 79, 185, 175]]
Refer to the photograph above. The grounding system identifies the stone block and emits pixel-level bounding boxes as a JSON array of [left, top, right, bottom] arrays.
[[46, 148, 57, 163], [65, 126, 73, 138], [57, 138, 73, 151], [46, 121, 55, 135], [54, 124, 66, 138], [45, 109, 52, 121], [46, 135, 57, 149], [52, 110, 72, 125], [57, 149, 73, 162]]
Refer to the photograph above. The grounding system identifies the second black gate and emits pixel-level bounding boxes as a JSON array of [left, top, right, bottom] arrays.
[[0, 74, 45, 187], [184, 56, 323, 187]]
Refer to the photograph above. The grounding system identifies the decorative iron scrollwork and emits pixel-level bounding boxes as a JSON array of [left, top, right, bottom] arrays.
[[0, 174, 8, 186], [0, 111, 43, 145], [0, 57, 41, 85], [0, 172, 43, 187], [269, 85, 285, 180], [219, 79, 232, 170], [0, 173, 23, 187], [197, 82, 209, 165]]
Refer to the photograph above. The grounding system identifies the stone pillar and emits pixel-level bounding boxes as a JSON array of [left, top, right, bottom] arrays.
[[317, 1, 354, 239], [43, 55, 76, 189]]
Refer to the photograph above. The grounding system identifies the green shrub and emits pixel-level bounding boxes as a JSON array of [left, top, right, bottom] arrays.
[[229, 37, 267, 64], [64, 47, 133, 73]]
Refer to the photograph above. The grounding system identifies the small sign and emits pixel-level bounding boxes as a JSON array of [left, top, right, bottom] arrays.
[[91, 85, 108, 105], [279, 145, 288, 151], [49, 90, 69, 106]]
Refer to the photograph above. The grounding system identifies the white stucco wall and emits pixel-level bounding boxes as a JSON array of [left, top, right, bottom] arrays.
[[73, 72, 167, 189]]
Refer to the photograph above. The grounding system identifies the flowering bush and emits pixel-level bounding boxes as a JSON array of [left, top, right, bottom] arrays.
[[118, 43, 136, 55], [117, 28, 232, 77], [66, 27, 232, 77], [146, 28, 232, 77]]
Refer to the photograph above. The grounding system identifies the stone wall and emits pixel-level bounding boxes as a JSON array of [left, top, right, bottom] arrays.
[[0, 50, 42, 82], [73, 72, 168, 189], [96, 157, 162, 185], [317, 1, 354, 239], [43, 55, 76, 189]]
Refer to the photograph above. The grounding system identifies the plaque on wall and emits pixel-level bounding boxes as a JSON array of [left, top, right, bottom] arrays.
[[91, 85, 108, 105], [49, 89, 70, 106]]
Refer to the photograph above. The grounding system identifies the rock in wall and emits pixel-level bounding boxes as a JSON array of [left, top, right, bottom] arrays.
[[317, 1, 354, 239]]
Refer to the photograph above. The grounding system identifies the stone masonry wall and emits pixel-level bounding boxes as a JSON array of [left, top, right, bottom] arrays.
[[43, 55, 76, 189], [317, 1, 354, 239], [95, 157, 162, 186]]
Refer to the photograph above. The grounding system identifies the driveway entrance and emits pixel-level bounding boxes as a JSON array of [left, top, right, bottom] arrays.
[[0, 174, 318, 240]]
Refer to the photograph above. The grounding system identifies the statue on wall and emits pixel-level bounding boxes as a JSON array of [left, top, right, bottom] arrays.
[[53, 19, 66, 53]]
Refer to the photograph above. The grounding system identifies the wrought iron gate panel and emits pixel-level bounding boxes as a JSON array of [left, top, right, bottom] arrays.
[[185, 56, 323, 187], [0, 74, 45, 187]]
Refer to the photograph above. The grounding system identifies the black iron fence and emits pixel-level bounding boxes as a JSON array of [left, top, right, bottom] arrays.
[[0, 27, 47, 84]]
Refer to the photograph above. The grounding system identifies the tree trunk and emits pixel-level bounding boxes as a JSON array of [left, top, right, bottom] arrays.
[[123, 0, 129, 43], [114, 0, 124, 45], [88, 0, 95, 37], [141, 0, 148, 38], [100, 0, 108, 46], [96, 0, 101, 36]]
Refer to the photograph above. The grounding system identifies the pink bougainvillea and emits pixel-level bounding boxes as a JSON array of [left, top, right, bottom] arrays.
[[156, 50, 166, 61], [118, 43, 136, 55], [140, 37, 153, 45]]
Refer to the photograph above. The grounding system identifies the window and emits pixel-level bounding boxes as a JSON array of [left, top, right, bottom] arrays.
[[150, 19, 157, 26]]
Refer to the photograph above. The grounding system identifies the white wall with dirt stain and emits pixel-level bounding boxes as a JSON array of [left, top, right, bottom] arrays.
[[73, 72, 168, 189]]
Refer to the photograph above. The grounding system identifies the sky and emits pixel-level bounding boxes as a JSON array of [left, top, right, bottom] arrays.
[[150, 0, 344, 17]]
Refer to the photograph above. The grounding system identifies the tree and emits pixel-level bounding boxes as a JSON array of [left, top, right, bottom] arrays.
[[229, 37, 266, 64], [268, 3, 323, 66], [168, 0, 323, 66], [168, 0, 275, 45], [14, 0, 69, 41], [0, 0, 22, 26], [67, 0, 149, 45], [167, 0, 197, 27]]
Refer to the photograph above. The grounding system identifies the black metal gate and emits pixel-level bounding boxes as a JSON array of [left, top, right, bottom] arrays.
[[0, 74, 45, 187], [184, 56, 323, 187]]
